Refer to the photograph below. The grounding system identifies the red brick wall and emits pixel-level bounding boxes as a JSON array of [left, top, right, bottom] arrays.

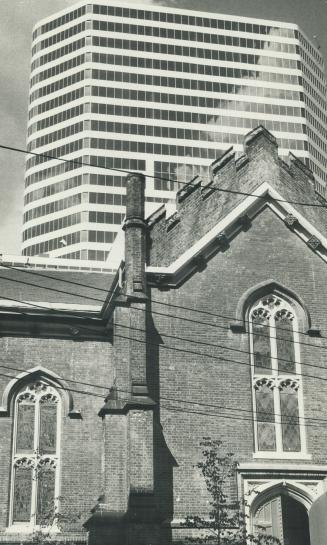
[[149, 203, 327, 523], [0, 336, 114, 535]]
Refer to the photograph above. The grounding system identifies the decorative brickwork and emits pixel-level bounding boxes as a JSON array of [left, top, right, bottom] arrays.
[[0, 127, 326, 544]]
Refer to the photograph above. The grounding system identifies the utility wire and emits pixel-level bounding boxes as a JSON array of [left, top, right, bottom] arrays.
[[0, 266, 326, 357], [1, 276, 327, 378], [2, 293, 327, 400], [2, 143, 327, 209], [0, 260, 320, 340], [1, 275, 327, 381], [0, 353, 325, 429]]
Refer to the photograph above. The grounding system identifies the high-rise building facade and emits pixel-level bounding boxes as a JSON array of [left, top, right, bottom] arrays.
[[23, 0, 327, 261]]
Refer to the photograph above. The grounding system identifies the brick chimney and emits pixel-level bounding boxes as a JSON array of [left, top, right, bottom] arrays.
[[123, 172, 146, 297]]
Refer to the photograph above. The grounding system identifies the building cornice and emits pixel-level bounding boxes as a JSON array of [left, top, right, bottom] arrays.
[[147, 181, 327, 288]]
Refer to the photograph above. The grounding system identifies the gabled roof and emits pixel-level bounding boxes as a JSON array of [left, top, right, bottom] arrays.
[[146, 126, 327, 287], [147, 181, 327, 287]]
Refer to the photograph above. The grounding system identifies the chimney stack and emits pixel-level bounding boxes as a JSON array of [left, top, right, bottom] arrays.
[[123, 172, 146, 297]]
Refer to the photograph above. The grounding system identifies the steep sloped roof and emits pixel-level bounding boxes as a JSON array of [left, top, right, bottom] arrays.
[[0, 266, 115, 310], [146, 126, 327, 285]]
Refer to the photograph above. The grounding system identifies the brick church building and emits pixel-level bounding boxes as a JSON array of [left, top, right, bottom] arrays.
[[0, 126, 326, 544]]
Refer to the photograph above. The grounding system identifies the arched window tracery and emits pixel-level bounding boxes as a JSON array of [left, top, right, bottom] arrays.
[[10, 381, 60, 527], [250, 295, 306, 454]]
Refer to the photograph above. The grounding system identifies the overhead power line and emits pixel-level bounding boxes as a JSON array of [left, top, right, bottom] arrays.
[[0, 347, 325, 429], [1, 273, 327, 376], [0, 263, 326, 354], [2, 143, 327, 208], [2, 292, 327, 395], [0, 260, 321, 340], [1, 270, 327, 381]]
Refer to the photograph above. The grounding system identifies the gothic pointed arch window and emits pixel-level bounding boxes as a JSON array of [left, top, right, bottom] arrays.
[[250, 295, 306, 455], [10, 380, 61, 527]]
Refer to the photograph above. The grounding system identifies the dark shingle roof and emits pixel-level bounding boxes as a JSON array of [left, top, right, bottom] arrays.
[[0, 267, 115, 308]]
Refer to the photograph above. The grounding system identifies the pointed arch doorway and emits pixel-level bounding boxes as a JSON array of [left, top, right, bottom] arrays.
[[253, 493, 311, 545]]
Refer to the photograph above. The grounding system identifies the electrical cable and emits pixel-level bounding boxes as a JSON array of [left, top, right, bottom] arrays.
[[1, 279, 327, 381], [0, 354, 324, 429], [1, 280, 327, 379], [2, 293, 327, 408], [1, 255, 326, 343], [2, 142, 327, 208], [0, 266, 326, 357]]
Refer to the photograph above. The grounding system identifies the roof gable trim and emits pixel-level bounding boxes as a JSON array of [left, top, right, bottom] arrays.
[[146, 182, 327, 283]]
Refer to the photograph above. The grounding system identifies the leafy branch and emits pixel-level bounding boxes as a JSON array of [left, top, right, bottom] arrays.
[[182, 438, 281, 545]]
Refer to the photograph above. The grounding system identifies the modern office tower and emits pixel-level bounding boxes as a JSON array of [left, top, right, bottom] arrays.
[[23, 0, 327, 261]]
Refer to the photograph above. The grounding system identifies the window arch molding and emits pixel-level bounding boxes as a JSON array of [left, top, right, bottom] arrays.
[[249, 480, 313, 516], [233, 280, 311, 334], [0, 366, 75, 417], [248, 480, 314, 540], [9, 378, 62, 528], [249, 292, 308, 457]]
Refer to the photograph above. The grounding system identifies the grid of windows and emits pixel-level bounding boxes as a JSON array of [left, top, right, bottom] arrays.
[[35, 6, 86, 38], [308, 143, 327, 168], [25, 3, 326, 260], [307, 128, 327, 154], [28, 88, 85, 120], [154, 161, 210, 190], [89, 120, 308, 151], [91, 103, 305, 135], [24, 176, 83, 205], [31, 38, 85, 71], [24, 194, 83, 222], [300, 47, 325, 79], [298, 32, 324, 65], [301, 64, 326, 95], [23, 213, 81, 241], [25, 158, 144, 188], [303, 95, 327, 125], [60, 250, 81, 259], [90, 87, 304, 118], [92, 5, 295, 37], [30, 55, 85, 88], [25, 158, 82, 188], [30, 122, 84, 150], [28, 105, 85, 136], [88, 250, 110, 261], [92, 52, 301, 85], [26, 139, 84, 169], [302, 80, 326, 109], [29, 71, 85, 104], [89, 192, 126, 206], [92, 36, 299, 69], [23, 232, 81, 256], [92, 20, 298, 54], [38, 22, 86, 52], [89, 211, 125, 225], [91, 69, 303, 102], [88, 230, 117, 243], [88, 173, 127, 188]]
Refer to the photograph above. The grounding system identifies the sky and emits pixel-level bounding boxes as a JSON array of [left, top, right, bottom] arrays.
[[0, 0, 326, 255]]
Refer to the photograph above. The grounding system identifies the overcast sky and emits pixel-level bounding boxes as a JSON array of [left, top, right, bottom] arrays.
[[0, 0, 326, 255]]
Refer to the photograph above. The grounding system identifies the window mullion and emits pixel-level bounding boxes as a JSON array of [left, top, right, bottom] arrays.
[[270, 314, 282, 452], [250, 319, 259, 452], [33, 398, 40, 525], [293, 325, 306, 452], [54, 401, 61, 517], [9, 400, 19, 526]]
